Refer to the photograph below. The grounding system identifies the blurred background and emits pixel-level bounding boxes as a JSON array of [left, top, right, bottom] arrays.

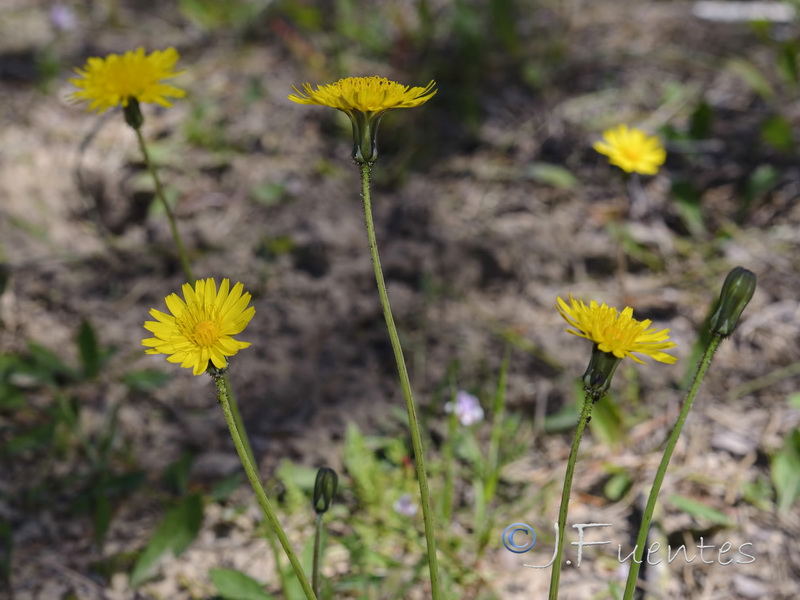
[[1, 0, 799, 598]]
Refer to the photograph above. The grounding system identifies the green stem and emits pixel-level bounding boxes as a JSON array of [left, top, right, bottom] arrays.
[[359, 163, 441, 600], [485, 346, 511, 501], [312, 513, 323, 597], [215, 374, 317, 600], [223, 374, 256, 468], [133, 126, 194, 284], [265, 530, 291, 599], [548, 392, 595, 600], [133, 129, 257, 486], [622, 336, 722, 600]]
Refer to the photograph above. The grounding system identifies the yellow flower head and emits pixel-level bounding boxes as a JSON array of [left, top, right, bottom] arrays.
[[70, 47, 186, 113], [143, 278, 255, 376], [593, 124, 666, 175], [288, 76, 437, 164], [288, 76, 437, 114], [557, 295, 677, 364]]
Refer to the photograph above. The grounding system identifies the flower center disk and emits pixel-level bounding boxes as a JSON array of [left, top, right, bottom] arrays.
[[194, 320, 219, 347]]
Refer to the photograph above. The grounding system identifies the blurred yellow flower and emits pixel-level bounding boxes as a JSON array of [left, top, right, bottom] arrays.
[[143, 278, 255, 376], [557, 295, 677, 364], [70, 47, 185, 113], [593, 124, 666, 175], [288, 76, 436, 113]]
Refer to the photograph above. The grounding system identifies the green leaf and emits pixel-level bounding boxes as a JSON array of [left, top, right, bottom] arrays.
[[129, 494, 204, 587], [777, 40, 799, 86], [164, 453, 194, 496], [667, 494, 735, 527], [122, 369, 171, 391], [77, 319, 100, 379], [543, 403, 580, 433], [604, 472, 633, 502], [0, 382, 24, 410], [744, 164, 780, 206], [4, 422, 56, 455], [0, 519, 11, 584], [670, 179, 705, 237], [689, 100, 713, 139], [26, 342, 77, 384], [761, 115, 794, 153], [728, 58, 774, 100], [210, 473, 243, 502], [771, 429, 800, 512], [527, 162, 578, 189], [589, 395, 626, 449], [93, 492, 112, 547], [210, 568, 276, 600]]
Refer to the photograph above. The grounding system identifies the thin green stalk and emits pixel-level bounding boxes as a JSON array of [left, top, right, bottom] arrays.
[[133, 126, 194, 284], [133, 129, 257, 478], [223, 374, 256, 467], [265, 530, 291, 599], [548, 392, 595, 600], [215, 374, 317, 600], [485, 346, 511, 501], [442, 403, 457, 525], [359, 163, 441, 600], [312, 513, 323, 597], [622, 336, 721, 600]]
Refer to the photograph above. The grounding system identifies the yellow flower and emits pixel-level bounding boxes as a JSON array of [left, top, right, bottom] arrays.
[[288, 76, 436, 113], [593, 124, 666, 175], [288, 76, 436, 164], [70, 47, 186, 113], [143, 278, 255, 376], [556, 295, 677, 364]]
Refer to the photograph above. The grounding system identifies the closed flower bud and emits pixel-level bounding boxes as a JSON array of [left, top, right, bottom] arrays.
[[313, 467, 338, 514], [709, 267, 757, 338], [582, 345, 622, 400], [123, 98, 144, 130]]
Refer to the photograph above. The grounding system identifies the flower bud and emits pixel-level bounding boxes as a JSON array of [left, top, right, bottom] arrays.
[[582, 345, 622, 400], [347, 110, 382, 165], [709, 267, 757, 338], [313, 467, 338, 514], [123, 98, 144, 130]]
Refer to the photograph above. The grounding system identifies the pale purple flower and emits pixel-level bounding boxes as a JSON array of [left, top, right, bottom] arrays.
[[50, 5, 77, 32], [393, 493, 418, 517], [445, 390, 484, 426]]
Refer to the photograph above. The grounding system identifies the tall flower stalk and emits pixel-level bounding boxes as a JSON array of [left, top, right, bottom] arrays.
[[142, 278, 317, 599], [359, 162, 440, 597], [289, 76, 441, 598], [622, 268, 755, 599], [69, 49, 260, 462], [549, 296, 677, 600]]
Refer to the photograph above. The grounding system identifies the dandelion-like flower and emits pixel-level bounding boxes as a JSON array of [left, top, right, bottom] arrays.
[[288, 76, 436, 113], [557, 295, 677, 365], [288, 76, 437, 164], [445, 391, 484, 426], [593, 124, 666, 175], [70, 47, 186, 114], [143, 278, 255, 376]]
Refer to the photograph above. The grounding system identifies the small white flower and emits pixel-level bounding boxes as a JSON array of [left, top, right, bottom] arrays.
[[393, 493, 418, 517], [445, 390, 484, 426]]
